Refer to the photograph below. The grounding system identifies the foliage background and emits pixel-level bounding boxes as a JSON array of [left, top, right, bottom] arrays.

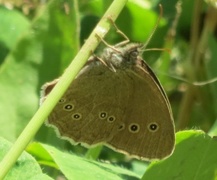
[[0, 0, 217, 179]]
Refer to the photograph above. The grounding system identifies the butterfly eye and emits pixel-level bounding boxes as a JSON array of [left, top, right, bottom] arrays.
[[72, 113, 82, 120], [99, 112, 107, 119], [59, 98, 66, 103], [148, 122, 159, 132], [129, 123, 140, 133], [130, 51, 139, 58], [63, 104, 74, 111], [107, 116, 116, 123]]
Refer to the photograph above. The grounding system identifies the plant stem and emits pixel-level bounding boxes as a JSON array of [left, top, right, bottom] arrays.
[[176, 0, 203, 129], [0, 0, 128, 178], [85, 145, 103, 160], [73, 0, 81, 50], [176, 1, 217, 130]]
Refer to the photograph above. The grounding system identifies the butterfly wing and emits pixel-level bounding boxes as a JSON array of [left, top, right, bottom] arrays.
[[44, 57, 175, 160], [107, 61, 175, 160], [45, 59, 131, 146]]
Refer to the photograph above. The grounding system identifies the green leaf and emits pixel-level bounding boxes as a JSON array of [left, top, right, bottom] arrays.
[[27, 142, 140, 180], [0, 6, 30, 49], [0, 137, 51, 180], [142, 130, 217, 180], [0, 0, 77, 141]]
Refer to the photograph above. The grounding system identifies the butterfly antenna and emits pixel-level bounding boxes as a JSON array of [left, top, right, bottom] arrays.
[[142, 4, 163, 49]]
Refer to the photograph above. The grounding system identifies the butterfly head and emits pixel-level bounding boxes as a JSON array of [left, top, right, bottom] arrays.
[[102, 43, 143, 69]]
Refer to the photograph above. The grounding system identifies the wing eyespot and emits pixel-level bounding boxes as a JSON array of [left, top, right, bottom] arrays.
[[107, 116, 116, 123], [72, 113, 82, 120], [59, 98, 66, 104], [99, 112, 107, 119], [148, 122, 159, 132], [63, 104, 74, 111], [129, 123, 140, 133]]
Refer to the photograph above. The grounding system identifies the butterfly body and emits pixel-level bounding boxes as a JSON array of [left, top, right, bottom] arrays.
[[42, 43, 175, 160]]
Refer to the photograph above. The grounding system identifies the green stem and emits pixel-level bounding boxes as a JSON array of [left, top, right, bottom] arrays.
[[176, 0, 203, 130], [177, 2, 217, 130], [0, 0, 128, 178], [73, 0, 81, 50], [85, 145, 103, 160]]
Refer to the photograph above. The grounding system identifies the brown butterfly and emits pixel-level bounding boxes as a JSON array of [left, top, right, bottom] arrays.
[[41, 41, 175, 161]]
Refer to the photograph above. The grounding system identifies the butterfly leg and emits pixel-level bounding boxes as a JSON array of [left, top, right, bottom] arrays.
[[95, 16, 130, 51], [95, 33, 121, 53], [90, 50, 116, 72], [107, 16, 130, 47], [91, 51, 108, 67]]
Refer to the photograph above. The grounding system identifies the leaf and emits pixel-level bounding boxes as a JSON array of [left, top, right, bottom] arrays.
[[0, 0, 78, 141], [0, 137, 51, 180], [27, 142, 140, 180], [0, 6, 30, 63], [142, 130, 217, 180]]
